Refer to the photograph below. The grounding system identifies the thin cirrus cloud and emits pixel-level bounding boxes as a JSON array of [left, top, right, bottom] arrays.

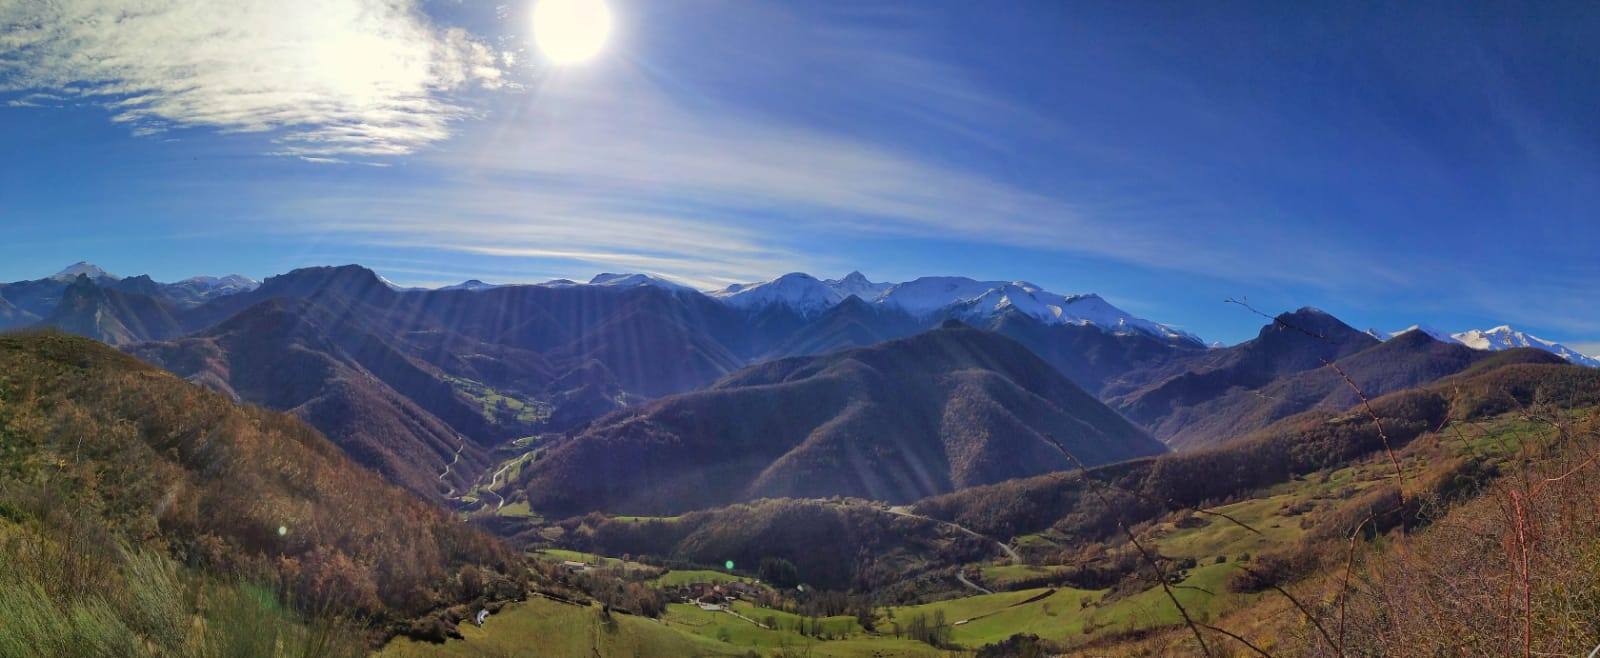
[[0, 0, 507, 157], [1, 0, 1408, 301], [361, 63, 1408, 292], [272, 184, 816, 290]]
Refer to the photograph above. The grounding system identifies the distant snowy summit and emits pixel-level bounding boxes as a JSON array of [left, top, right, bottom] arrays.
[[1453, 326, 1600, 368], [430, 269, 1199, 343], [709, 272, 1201, 344], [173, 274, 260, 296], [1378, 324, 1599, 367], [587, 273, 696, 292], [1372, 324, 1456, 344], [438, 279, 498, 292], [50, 261, 118, 282], [41, 262, 259, 302]]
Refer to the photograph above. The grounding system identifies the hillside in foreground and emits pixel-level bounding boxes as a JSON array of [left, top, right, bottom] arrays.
[[0, 331, 526, 648]]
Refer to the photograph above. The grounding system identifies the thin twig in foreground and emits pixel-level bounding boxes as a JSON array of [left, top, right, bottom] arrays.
[[1041, 434, 1218, 657]]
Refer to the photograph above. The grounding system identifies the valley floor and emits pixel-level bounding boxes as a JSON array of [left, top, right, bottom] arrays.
[[380, 403, 1599, 657]]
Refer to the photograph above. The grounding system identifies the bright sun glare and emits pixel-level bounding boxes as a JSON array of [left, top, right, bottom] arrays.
[[532, 0, 613, 65]]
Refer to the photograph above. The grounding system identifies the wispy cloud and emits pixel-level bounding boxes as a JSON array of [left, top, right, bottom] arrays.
[[269, 183, 815, 290], [0, 0, 508, 156], [0, 1, 1419, 305], [356, 57, 1406, 291]]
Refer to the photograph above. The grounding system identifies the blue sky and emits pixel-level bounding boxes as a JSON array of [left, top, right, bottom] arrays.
[[2, 1, 1598, 348]]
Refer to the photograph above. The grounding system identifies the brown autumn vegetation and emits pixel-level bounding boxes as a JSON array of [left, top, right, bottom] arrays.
[[1029, 361, 1600, 657], [0, 331, 527, 638], [129, 295, 505, 501], [913, 362, 1600, 547], [1308, 406, 1600, 656]]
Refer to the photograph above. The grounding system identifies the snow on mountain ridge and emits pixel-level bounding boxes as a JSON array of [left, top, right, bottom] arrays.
[[438, 279, 499, 292], [168, 274, 260, 302], [877, 276, 1011, 316], [178, 274, 259, 290], [51, 262, 117, 282], [1388, 325, 1459, 344], [711, 272, 1200, 344], [1377, 323, 1599, 368], [710, 272, 851, 314], [829, 270, 891, 301], [378, 275, 425, 292], [1451, 326, 1600, 367], [588, 273, 695, 292], [44, 264, 258, 301]]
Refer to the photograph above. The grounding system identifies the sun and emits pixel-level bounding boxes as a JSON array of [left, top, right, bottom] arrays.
[[531, 0, 613, 65]]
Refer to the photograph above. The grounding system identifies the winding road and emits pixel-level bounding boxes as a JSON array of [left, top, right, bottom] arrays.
[[482, 460, 514, 511], [884, 504, 1019, 595], [885, 505, 1020, 562], [436, 437, 513, 512], [438, 438, 466, 498], [955, 571, 994, 595]]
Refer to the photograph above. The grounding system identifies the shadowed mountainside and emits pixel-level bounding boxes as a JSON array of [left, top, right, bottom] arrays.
[[1107, 307, 1379, 441], [40, 275, 183, 346], [128, 296, 501, 499], [517, 323, 1165, 516], [1156, 329, 1566, 449]]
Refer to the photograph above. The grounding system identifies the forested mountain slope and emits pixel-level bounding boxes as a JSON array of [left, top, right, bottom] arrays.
[[516, 323, 1164, 516]]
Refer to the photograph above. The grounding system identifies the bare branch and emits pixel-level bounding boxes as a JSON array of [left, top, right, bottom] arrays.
[[1198, 622, 1276, 658], [1039, 433, 1215, 657], [1231, 563, 1339, 655]]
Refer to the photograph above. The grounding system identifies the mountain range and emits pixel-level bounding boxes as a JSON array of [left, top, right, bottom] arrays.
[[0, 262, 259, 328], [395, 268, 1600, 370], [3, 261, 1596, 512]]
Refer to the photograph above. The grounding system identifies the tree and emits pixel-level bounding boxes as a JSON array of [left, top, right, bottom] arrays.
[[758, 557, 800, 589]]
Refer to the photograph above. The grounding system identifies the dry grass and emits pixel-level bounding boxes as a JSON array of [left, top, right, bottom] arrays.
[[1326, 408, 1600, 657]]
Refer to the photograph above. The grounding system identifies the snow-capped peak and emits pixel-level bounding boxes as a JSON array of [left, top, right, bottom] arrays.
[[1388, 324, 1459, 344], [588, 273, 694, 292], [377, 274, 424, 292], [439, 279, 499, 292], [1451, 326, 1600, 368], [709, 272, 846, 314], [51, 261, 117, 282], [948, 283, 1199, 343], [178, 274, 259, 293], [876, 277, 1008, 316], [826, 271, 891, 301], [710, 272, 1200, 343]]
